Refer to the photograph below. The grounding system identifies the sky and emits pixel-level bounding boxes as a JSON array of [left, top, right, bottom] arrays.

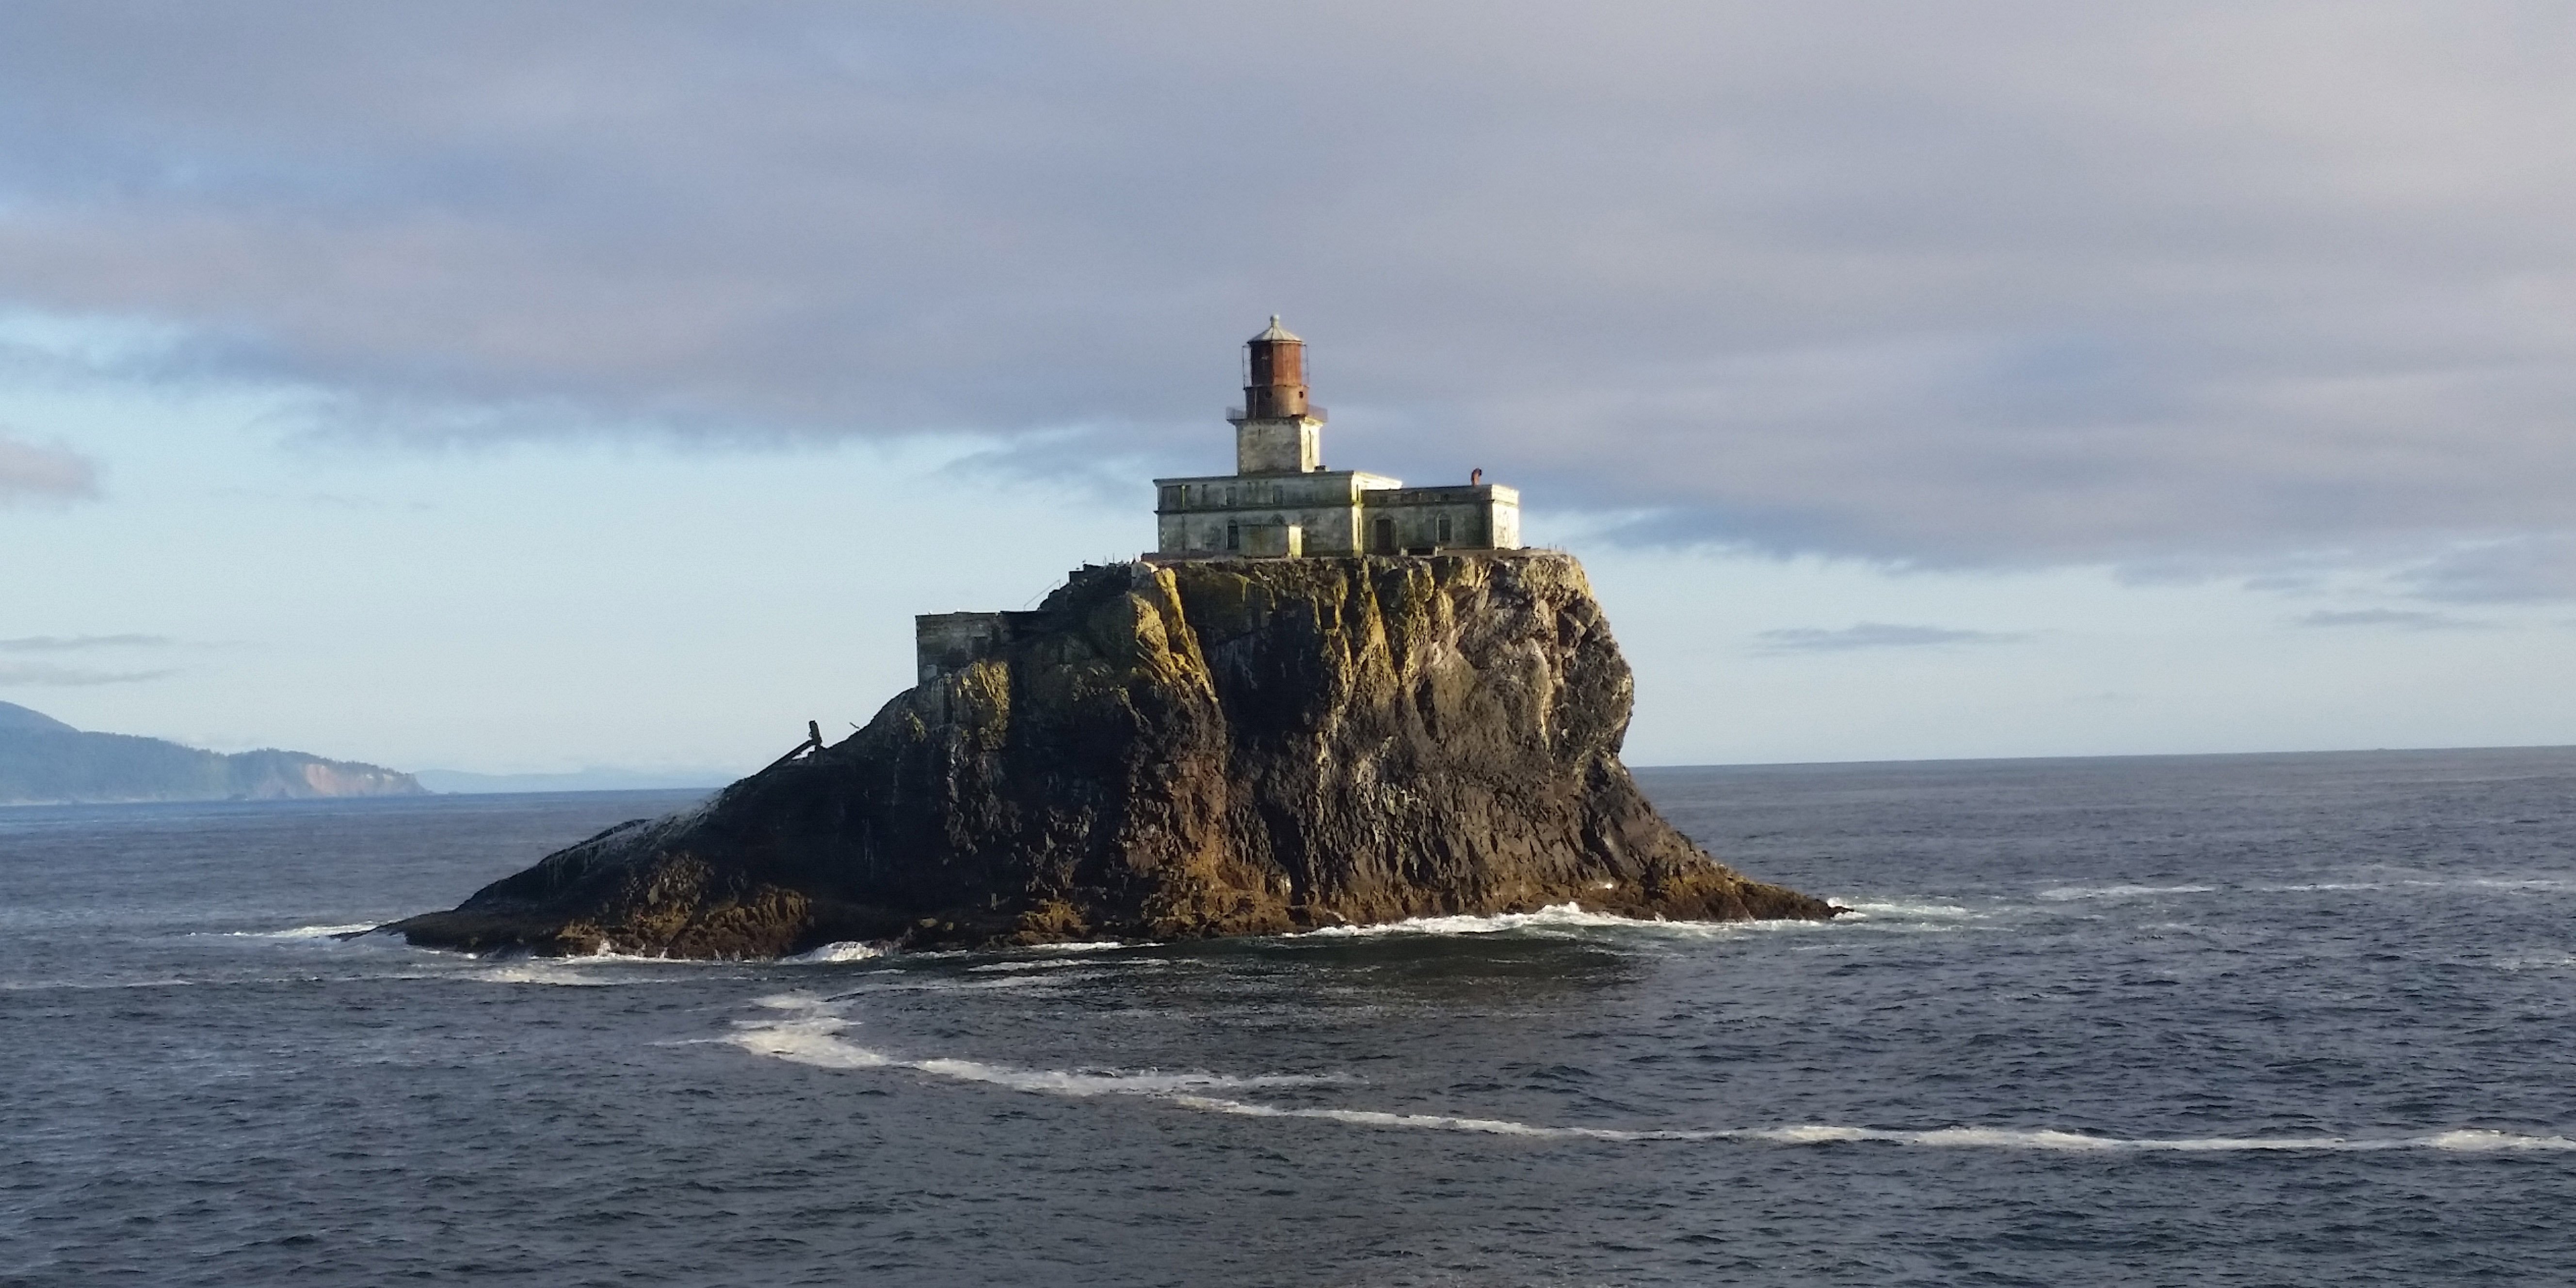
[[6, 1, 2576, 776]]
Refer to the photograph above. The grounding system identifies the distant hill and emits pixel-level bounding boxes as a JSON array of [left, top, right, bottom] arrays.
[[0, 703, 77, 734], [0, 701, 426, 805]]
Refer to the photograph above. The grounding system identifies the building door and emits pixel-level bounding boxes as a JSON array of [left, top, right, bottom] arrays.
[[1372, 517, 1394, 553]]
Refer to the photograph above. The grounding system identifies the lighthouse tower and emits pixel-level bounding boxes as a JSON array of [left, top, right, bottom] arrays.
[[1149, 317, 1521, 559], [1231, 316, 1324, 474]]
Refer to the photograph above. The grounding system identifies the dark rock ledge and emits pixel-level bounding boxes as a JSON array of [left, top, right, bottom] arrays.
[[388, 552, 1838, 957]]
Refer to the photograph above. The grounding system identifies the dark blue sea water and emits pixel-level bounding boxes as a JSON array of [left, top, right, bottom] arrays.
[[7, 749, 2576, 1286]]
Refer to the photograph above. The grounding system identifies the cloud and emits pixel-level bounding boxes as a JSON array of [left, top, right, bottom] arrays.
[[1755, 623, 2029, 654], [2398, 536, 2576, 603], [4, 4, 2576, 566], [2295, 608, 2487, 630], [0, 431, 98, 503], [0, 662, 177, 686], [0, 634, 176, 651]]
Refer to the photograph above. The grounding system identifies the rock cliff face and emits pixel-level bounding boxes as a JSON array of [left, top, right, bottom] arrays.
[[390, 552, 1836, 956]]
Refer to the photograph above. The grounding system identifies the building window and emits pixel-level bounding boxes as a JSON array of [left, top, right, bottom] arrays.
[[1226, 522, 1240, 551], [1436, 515, 1453, 544], [1226, 486, 1237, 506]]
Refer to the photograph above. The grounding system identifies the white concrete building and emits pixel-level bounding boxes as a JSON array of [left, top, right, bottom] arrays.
[[1152, 318, 1522, 560]]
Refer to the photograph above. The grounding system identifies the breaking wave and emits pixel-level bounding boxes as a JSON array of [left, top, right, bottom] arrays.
[[468, 950, 757, 986], [783, 941, 886, 964], [1288, 902, 1857, 940], [1290, 902, 1646, 937], [474, 963, 620, 986], [217, 922, 380, 940]]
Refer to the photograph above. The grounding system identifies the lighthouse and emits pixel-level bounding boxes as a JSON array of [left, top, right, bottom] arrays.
[[1232, 316, 1324, 474], [1150, 318, 1522, 559]]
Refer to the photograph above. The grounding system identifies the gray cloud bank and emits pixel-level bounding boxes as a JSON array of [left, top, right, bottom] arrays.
[[0, 662, 176, 686], [3, 3, 2575, 569]]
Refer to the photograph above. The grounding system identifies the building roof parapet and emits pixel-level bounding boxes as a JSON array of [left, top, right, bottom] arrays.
[[1153, 468, 1398, 488], [1359, 483, 1521, 503], [1143, 548, 1547, 567]]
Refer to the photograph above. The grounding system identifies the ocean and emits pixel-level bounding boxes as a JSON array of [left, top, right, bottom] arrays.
[[5, 748, 2575, 1286]]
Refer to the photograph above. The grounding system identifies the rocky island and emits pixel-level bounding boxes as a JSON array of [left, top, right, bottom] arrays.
[[391, 553, 1836, 956], [391, 319, 1835, 956]]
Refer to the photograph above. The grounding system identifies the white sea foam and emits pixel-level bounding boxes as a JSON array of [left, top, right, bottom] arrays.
[[465, 949, 757, 985], [2036, 884, 2218, 902], [1165, 1095, 1673, 1138], [1294, 902, 1691, 939], [474, 963, 620, 986], [969, 957, 1151, 973], [1288, 901, 1944, 941], [1022, 940, 1138, 953], [219, 922, 379, 940], [573, 947, 766, 967], [1723, 1125, 2576, 1152], [1833, 901, 1977, 920], [727, 999, 2576, 1155], [2380, 876, 2576, 893], [2251, 877, 2576, 896], [783, 941, 886, 964], [2418, 1129, 2576, 1151], [903, 1057, 1331, 1097], [728, 1003, 1332, 1095], [823, 971, 1098, 995], [1164, 1102, 2576, 1153]]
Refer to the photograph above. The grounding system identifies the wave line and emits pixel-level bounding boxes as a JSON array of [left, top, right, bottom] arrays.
[[726, 996, 2574, 1154]]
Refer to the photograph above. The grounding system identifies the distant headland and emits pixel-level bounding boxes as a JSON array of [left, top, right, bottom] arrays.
[[391, 320, 1836, 955], [0, 701, 424, 805]]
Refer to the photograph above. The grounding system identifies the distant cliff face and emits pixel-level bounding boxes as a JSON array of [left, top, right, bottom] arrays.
[[0, 702, 427, 805], [393, 553, 1836, 957]]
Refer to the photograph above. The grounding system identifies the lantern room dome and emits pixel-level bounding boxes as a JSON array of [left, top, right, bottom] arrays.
[[1250, 315, 1301, 344]]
